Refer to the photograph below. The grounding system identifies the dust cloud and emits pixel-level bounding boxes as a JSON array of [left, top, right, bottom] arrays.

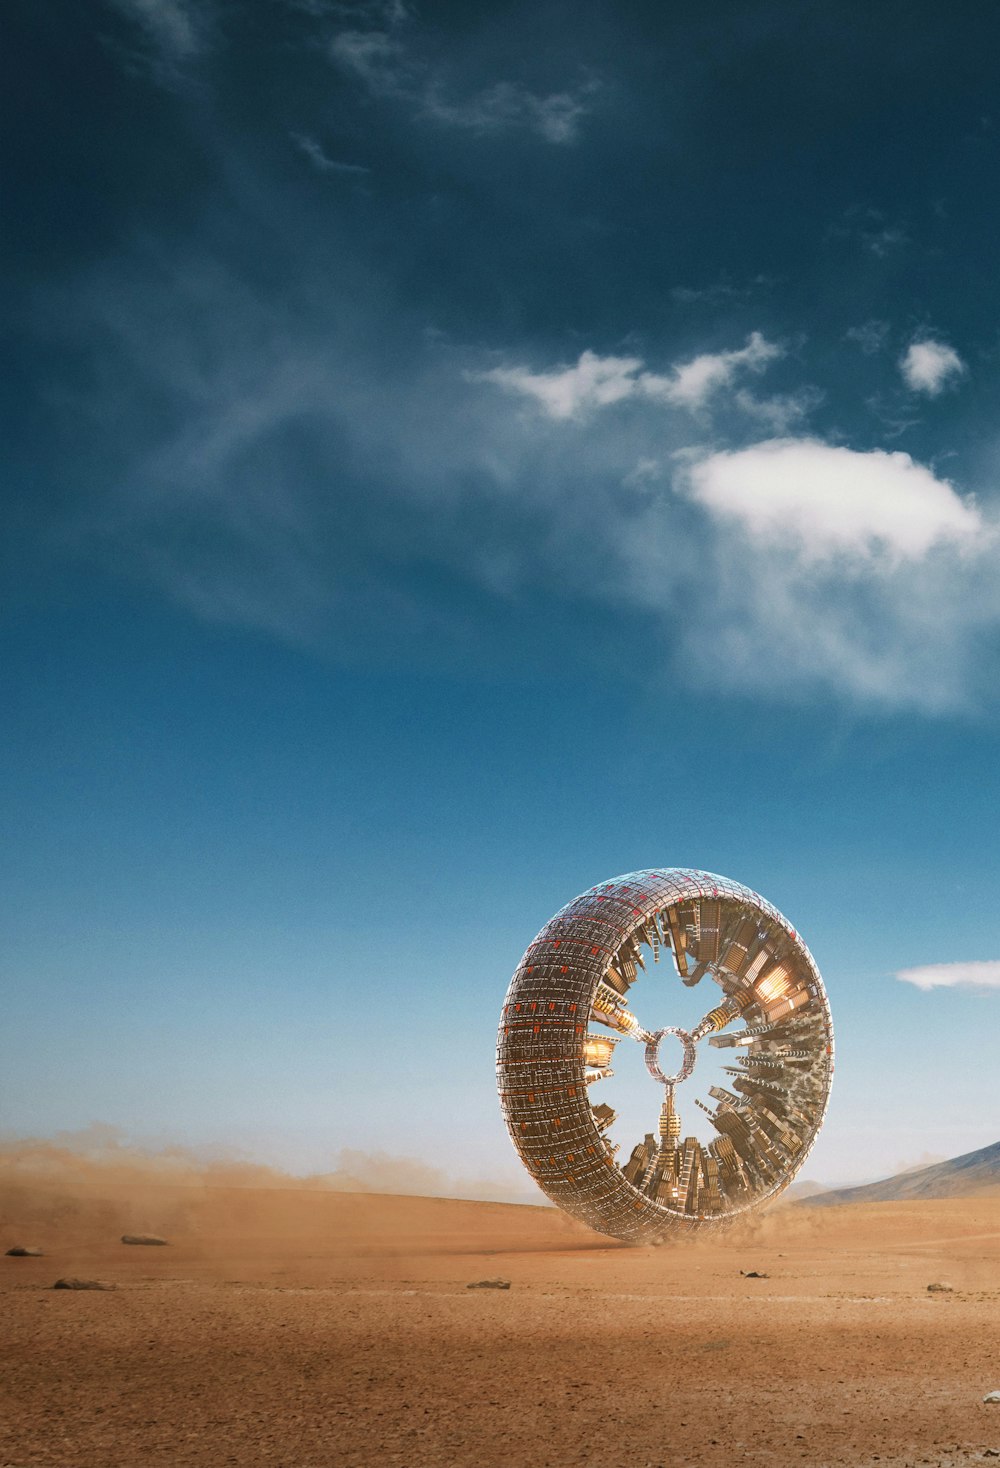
[[0, 1125, 539, 1243]]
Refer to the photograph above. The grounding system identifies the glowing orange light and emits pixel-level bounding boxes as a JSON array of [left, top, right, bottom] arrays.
[[754, 963, 793, 1006], [582, 1036, 615, 1067]]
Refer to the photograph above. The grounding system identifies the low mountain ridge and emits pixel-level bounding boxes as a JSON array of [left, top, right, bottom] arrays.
[[801, 1139, 1000, 1207]]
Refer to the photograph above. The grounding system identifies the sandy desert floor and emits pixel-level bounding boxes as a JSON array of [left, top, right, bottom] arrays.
[[2, 1177, 1000, 1468]]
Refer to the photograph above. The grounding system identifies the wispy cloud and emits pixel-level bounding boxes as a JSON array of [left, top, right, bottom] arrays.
[[331, 26, 412, 94], [865, 224, 907, 257], [419, 79, 594, 144], [670, 275, 776, 307], [108, 0, 208, 67], [900, 338, 967, 396], [834, 207, 908, 258], [845, 319, 889, 355], [473, 333, 784, 420], [50, 238, 1000, 717], [466, 348, 998, 710], [291, 132, 370, 175], [864, 392, 920, 440], [329, 10, 596, 144], [731, 386, 823, 433], [895, 961, 1000, 992]]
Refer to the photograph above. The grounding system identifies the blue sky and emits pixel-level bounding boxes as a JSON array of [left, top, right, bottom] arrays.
[[4, 0, 1000, 1195]]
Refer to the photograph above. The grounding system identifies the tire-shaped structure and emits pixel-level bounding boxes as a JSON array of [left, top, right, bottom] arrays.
[[497, 869, 833, 1242]]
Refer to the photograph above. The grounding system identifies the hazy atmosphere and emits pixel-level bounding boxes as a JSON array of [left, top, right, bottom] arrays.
[[6, 0, 1000, 1196]]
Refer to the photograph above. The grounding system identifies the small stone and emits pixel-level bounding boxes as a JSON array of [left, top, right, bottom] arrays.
[[5, 1246, 44, 1257], [467, 1278, 511, 1290], [984, 1391, 1000, 1404], [120, 1234, 168, 1246], [53, 1277, 116, 1291], [927, 1282, 953, 1293], [741, 1270, 769, 1279]]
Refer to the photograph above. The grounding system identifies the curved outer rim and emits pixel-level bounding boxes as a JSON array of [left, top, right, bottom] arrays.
[[496, 868, 834, 1242]]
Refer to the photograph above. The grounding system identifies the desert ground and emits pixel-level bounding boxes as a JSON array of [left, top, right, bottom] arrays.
[[2, 1167, 1000, 1468]]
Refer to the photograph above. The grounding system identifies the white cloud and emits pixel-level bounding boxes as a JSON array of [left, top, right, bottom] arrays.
[[685, 439, 982, 564], [900, 339, 967, 396], [895, 961, 1000, 992], [474, 334, 784, 420], [650, 437, 998, 711], [470, 366, 998, 710], [473, 350, 643, 420], [641, 332, 781, 409]]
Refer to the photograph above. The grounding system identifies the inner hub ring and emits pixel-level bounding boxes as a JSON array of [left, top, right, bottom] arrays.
[[644, 1026, 696, 1086]]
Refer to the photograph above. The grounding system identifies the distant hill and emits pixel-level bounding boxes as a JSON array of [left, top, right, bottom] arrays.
[[800, 1140, 1000, 1207], [781, 1178, 829, 1202]]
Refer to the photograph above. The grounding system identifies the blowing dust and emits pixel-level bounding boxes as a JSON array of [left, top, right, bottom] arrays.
[[0, 1126, 547, 1262]]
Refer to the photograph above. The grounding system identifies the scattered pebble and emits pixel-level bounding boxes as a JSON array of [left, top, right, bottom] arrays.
[[467, 1278, 511, 1290], [121, 1234, 168, 1246], [53, 1277, 116, 1291], [984, 1391, 1000, 1404], [741, 1270, 769, 1279], [5, 1246, 44, 1257], [927, 1282, 954, 1293]]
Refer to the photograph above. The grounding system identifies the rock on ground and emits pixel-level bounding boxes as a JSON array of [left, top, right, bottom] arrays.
[[53, 1277, 116, 1291], [5, 1246, 44, 1257], [121, 1234, 168, 1246]]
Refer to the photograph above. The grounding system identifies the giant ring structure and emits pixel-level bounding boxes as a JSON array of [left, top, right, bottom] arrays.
[[497, 869, 833, 1241]]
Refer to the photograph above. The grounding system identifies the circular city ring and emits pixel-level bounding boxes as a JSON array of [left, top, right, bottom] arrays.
[[644, 1026, 695, 1086], [496, 868, 834, 1242]]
